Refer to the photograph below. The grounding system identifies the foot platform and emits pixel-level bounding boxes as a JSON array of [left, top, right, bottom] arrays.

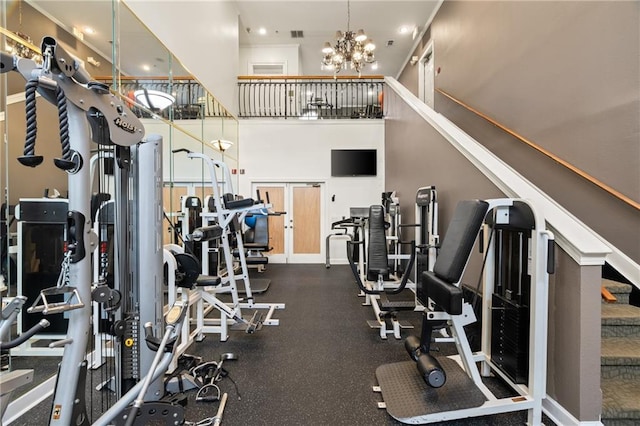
[[375, 358, 486, 423], [245, 311, 264, 333]]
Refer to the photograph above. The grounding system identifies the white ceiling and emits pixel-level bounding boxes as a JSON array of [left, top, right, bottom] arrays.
[[27, 0, 440, 78]]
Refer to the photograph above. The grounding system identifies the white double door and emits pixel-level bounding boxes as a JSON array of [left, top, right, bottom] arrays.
[[252, 182, 324, 263]]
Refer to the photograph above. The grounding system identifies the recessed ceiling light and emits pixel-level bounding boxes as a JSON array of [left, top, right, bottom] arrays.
[[142, 65, 150, 71], [399, 25, 414, 35], [258, 27, 267, 35], [84, 26, 96, 35]]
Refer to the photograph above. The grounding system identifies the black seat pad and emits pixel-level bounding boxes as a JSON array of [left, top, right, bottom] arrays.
[[195, 275, 221, 287]]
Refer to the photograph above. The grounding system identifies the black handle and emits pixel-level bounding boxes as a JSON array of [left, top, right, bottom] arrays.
[[17, 78, 44, 167], [0, 319, 50, 350], [547, 239, 555, 275]]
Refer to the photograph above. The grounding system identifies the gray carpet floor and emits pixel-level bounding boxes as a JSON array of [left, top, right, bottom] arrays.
[[7, 263, 554, 425]]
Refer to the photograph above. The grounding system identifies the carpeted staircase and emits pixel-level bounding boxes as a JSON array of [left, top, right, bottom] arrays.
[[601, 278, 640, 426]]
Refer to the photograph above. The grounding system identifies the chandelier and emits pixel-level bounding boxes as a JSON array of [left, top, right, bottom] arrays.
[[4, 1, 42, 63], [321, 0, 375, 75]]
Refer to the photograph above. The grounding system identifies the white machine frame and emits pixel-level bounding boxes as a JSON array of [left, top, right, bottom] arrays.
[[181, 152, 284, 342]]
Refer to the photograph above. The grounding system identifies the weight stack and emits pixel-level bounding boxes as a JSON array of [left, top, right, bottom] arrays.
[[490, 293, 529, 384]]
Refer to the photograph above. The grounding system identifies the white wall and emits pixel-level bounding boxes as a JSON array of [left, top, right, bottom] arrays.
[[238, 120, 385, 263], [239, 45, 300, 75], [126, 1, 240, 115]]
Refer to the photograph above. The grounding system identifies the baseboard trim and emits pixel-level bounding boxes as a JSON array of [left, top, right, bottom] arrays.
[[543, 395, 603, 426]]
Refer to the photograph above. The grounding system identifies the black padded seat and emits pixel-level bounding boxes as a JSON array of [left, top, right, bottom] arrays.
[[223, 193, 255, 210], [195, 275, 221, 287], [422, 271, 463, 315], [245, 257, 269, 265]]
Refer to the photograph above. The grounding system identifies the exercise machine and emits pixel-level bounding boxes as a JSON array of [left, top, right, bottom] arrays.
[[413, 186, 439, 280], [325, 207, 369, 268], [173, 150, 284, 341], [347, 204, 417, 339], [374, 198, 554, 425], [1, 36, 184, 425], [11, 197, 68, 356], [0, 296, 50, 418]]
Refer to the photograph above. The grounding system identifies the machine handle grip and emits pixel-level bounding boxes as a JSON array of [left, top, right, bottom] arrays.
[[171, 148, 191, 154], [17, 78, 44, 167], [547, 239, 555, 275], [0, 319, 50, 350]]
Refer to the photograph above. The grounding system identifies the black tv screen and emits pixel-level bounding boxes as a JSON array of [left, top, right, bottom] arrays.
[[331, 149, 377, 177]]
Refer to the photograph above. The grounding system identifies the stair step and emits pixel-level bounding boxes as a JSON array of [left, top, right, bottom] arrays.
[[601, 304, 640, 338], [602, 279, 633, 305], [601, 378, 640, 425], [602, 337, 640, 379]]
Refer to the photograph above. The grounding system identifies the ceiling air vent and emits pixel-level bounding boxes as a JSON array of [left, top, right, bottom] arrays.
[[291, 30, 304, 38], [386, 40, 394, 47]]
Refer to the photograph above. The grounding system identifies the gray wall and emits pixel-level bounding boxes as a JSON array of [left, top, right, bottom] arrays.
[[398, 1, 640, 265]]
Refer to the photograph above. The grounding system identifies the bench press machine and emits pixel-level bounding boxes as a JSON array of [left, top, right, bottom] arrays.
[[374, 198, 554, 425]]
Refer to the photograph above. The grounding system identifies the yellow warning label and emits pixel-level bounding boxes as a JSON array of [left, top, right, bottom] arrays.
[[53, 404, 62, 419], [124, 338, 134, 347]]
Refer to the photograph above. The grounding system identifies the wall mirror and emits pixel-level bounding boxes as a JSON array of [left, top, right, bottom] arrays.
[[1, 0, 238, 292]]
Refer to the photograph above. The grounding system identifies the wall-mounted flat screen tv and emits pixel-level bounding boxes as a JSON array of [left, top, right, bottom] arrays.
[[331, 149, 377, 177]]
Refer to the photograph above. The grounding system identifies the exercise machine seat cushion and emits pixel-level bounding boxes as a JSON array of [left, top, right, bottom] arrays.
[[367, 205, 389, 281], [223, 193, 255, 210], [421, 271, 463, 315], [424, 200, 489, 314], [195, 275, 221, 287]]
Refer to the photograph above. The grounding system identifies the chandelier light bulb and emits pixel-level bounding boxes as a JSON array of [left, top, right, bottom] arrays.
[[355, 29, 367, 42], [364, 39, 376, 51], [322, 42, 334, 54]]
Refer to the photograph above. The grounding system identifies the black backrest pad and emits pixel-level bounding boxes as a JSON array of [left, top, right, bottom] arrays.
[[252, 215, 269, 246], [367, 205, 389, 281], [433, 200, 489, 283]]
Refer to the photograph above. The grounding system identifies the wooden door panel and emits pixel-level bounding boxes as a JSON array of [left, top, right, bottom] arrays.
[[292, 186, 320, 254]]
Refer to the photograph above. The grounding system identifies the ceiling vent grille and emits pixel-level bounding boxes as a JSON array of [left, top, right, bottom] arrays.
[[291, 30, 304, 38], [386, 40, 394, 47]]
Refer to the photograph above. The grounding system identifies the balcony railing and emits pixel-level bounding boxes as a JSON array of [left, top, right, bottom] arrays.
[[95, 76, 232, 119], [238, 75, 385, 119]]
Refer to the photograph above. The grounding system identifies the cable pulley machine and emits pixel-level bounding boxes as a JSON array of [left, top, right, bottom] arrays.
[[2, 36, 187, 425]]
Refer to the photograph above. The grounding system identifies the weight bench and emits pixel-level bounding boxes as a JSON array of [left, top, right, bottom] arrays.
[[347, 205, 416, 339]]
